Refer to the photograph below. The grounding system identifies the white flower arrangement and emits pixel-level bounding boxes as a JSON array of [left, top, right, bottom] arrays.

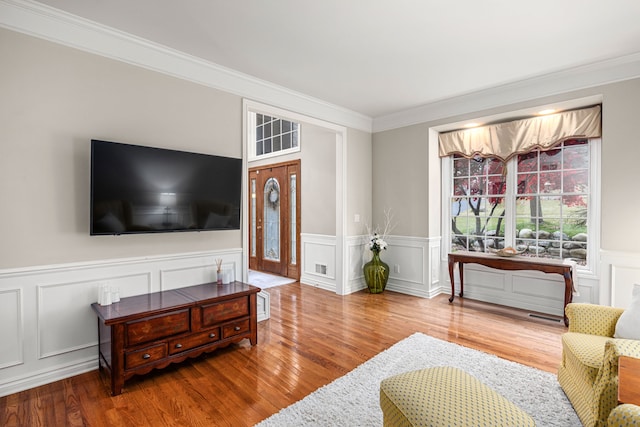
[[366, 208, 395, 253], [368, 233, 388, 252]]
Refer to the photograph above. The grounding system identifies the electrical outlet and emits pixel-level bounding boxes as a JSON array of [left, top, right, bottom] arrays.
[[394, 264, 400, 273]]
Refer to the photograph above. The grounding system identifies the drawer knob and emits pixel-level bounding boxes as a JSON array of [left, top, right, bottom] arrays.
[[234, 326, 241, 331], [142, 353, 151, 359], [175, 343, 183, 349], [209, 333, 216, 338]]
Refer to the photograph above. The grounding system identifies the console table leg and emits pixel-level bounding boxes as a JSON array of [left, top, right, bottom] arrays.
[[458, 262, 464, 298], [448, 259, 456, 303], [563, 272, 573, 327]]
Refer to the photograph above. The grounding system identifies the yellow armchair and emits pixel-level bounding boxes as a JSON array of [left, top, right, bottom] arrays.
[[558, 303, 640, 427], [607, 404, 640, 426]]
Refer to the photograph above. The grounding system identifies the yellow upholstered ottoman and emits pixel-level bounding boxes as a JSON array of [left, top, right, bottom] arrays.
[[380, 366, 536, 427]]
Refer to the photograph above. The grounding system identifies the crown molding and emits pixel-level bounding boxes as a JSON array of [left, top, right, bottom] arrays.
[[0, 0, 373, 132], [373, 52, 640, 133]]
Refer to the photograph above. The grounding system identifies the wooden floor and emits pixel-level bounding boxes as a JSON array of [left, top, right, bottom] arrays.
[[0, 283, 566, 427]]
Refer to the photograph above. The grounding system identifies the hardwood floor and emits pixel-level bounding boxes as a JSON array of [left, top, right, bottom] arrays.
[[0, 283, 566, 427]]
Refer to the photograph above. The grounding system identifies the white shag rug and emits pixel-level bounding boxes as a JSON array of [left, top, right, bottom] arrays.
[[247, 270, 296, 289], [254, 332, 580, 427]]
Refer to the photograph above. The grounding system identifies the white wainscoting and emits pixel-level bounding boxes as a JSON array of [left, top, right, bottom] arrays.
[[345, 234, 442, 298], [601, 250, 640, 309], [380, 236, 442, 298], [300, 233, 337, 292], [302, 234, 442, 298], [0, 249, 270, 397]]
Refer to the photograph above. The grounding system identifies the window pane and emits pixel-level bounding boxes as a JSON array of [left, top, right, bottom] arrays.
[[564, 144, 589, 169], [469, 157, 485, 176], [450, 140, 592, 265], [487, 175, 506, 195], [453, 157, 469, 176], [563, 170, 588, 193], [517, 173, 538, 195], [486, 158, 504, 175], [540, 172, 562, 193], [252, 113, 301, 159], [453, 178, 469, 196], [282, 132, 292, 149], [540, 149, 561, 170], [517, 152, 538, 172]]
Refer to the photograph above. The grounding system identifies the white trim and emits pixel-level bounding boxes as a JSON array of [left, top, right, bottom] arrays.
[[0, 0, 372, 132], [1, 356, 97, 398], [0, 287, 23, 369], [0, 249, 241, 278]]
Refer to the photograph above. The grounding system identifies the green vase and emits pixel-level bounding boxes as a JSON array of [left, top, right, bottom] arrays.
[[363, 250, 389, 293]]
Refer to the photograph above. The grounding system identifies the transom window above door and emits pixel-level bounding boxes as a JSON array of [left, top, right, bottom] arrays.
[[248, 112, 300, 161]]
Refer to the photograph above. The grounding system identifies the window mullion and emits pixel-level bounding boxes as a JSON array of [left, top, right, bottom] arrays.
[[504, 159, 517, 247]]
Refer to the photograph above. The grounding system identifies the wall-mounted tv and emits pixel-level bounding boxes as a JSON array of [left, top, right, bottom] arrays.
[[90, 140, 242, 235]]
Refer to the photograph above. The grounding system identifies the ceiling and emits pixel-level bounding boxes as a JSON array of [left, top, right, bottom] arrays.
[[32, 0, 640, 119]]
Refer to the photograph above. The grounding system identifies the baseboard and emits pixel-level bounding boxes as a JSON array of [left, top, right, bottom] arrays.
[[0, 357, 97, 397]]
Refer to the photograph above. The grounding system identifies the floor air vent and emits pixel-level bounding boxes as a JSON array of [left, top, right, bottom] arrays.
[[528, 313, 563, 323]]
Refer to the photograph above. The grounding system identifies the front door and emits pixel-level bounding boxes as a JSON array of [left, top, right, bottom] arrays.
[[248, 160, 300, 279]]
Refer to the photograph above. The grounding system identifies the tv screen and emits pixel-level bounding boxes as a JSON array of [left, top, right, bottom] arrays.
[[90, 140, 242, 235]]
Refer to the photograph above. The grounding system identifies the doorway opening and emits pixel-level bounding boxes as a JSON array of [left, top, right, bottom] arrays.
[[248, 160, 301, 281]]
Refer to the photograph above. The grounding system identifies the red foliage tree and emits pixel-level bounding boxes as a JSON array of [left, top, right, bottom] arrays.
[[452, 139, 588, 249]]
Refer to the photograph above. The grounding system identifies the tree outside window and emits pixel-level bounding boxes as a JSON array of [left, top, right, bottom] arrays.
[[450, 139, 590, 266]]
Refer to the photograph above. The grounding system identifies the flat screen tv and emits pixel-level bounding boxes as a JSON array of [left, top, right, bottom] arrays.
[[90, 139, 242, 235]]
